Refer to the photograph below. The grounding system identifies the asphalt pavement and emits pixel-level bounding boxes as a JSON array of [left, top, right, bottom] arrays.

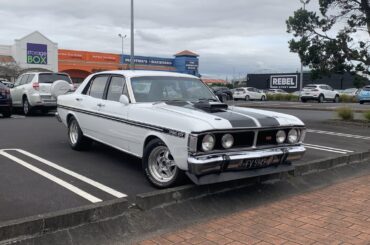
[[0, 108, 369, 223]]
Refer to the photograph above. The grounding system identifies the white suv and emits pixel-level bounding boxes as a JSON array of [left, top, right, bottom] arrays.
[[10, 72, 74, 115], [233, 87, 267, 101], [300, 84, 340, 103]]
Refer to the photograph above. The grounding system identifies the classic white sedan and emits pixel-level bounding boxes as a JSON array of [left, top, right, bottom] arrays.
[[233, 87, 267, 101], [56, 71, 306, 188]]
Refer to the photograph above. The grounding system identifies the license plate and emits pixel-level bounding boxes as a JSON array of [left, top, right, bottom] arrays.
[[239, 156, 278, 169]]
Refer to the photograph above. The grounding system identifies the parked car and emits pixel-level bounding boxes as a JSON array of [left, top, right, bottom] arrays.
[[56, 71, 306, 188], [212, 86, 233, 102], [233, 87, 267, 101], [357, 86, 370, 104], [0, 79, 13, 88], [339, 88, 359, 97], [0, 81, 12, 118], [10, 72, 74, 116], [300, 84, 340, 103], [267, 89, 288, 95]]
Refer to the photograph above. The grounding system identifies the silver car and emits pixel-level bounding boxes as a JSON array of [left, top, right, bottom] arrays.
[[10, 72, 74, 115]]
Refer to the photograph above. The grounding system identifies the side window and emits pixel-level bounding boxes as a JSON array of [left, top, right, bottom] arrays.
[[327, 86, 333, 91], [89, 76, 109, 99], [14, 75, 23, 86], [320, 86, 327, 90], [248, 88, 254, 92], [106, 76, 127, 102], [20, 75, 29, 85], [26, 74, 35, 84]]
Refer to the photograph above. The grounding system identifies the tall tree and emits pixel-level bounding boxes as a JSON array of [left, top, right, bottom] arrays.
[[286, 0, 370, 79]]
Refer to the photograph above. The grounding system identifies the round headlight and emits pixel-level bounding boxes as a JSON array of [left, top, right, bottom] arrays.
[[202, 134, 215, 152], [221, 134, 234, 149], [276, 130, 286, 144], [288, 129, 299, 143]]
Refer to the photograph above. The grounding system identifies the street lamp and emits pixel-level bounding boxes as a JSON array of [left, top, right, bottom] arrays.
[[118, 34, 127, 57], [299, 0, 309, 92], [130, 0, 135, 70]]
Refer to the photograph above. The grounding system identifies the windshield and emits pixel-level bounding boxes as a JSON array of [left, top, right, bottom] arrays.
[[303, 86, 317, 90], [39, 73, 72, 84], [131, 76, 217, 103], [363, 86, 370, 91]]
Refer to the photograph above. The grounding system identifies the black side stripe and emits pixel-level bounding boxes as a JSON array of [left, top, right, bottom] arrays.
[[58, 105, 186, 138]]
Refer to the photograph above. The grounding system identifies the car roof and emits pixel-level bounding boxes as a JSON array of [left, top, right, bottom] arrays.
[[95, 70, 198, 79]]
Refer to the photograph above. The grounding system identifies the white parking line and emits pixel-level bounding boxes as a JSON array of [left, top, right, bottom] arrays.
[[3, 149, 127, 198], [0, 150, 102, 203], [307, 129, 370, 140], [304, 143, 354, 154]]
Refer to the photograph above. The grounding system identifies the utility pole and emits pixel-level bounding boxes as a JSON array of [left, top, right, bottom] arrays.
[[299, 0, 309, 91], [130, 0, 135, 70]]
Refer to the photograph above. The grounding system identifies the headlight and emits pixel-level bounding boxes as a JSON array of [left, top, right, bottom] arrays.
[[276, 130, 286, 144], [202, 134, 215, 152], [221, 134, 234, 149], [287, 129, 299, 143]]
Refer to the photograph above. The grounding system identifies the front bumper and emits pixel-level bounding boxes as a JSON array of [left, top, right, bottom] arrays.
[[187, 145, 305, 184]]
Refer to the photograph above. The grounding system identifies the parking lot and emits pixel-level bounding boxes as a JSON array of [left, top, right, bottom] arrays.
[[1, 106, 370, 223]]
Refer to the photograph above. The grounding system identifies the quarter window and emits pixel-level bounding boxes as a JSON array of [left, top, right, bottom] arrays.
[[26, 74, 35, 84], [88, 76, 109, 99], [106, 76, 127, 102], [20, 75, 29, 85]]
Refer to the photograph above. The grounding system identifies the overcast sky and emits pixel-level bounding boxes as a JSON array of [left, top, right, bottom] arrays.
[[0, 0, 319, 78]]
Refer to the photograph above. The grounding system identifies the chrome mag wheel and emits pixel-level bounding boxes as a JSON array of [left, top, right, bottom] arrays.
[[148, 146, 177, 183]]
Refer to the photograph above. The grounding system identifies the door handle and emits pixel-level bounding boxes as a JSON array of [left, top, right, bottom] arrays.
[[75, 98, 83, 101], [97, 103, 105, 107]]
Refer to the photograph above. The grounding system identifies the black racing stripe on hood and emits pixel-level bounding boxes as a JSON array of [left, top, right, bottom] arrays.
[[212, 111, 258, 128], [231, 108, 280, 127], [163, 102, 258, 128]]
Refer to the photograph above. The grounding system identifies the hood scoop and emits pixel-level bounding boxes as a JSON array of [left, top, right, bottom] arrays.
[[193, 101, 228, 113]]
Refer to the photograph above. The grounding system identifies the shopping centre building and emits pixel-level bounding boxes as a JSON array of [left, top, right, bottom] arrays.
[[0, 31, 200, 83]]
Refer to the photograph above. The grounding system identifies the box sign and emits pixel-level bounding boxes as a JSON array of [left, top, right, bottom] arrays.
[[270, 75, 298, 89], [27, 43, 47, 65], [185, 60, 199, 71], [121, 55, 173, 66]]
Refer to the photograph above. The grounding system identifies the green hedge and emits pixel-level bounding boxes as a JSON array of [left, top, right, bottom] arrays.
[[266, 94, 300, 101], [339, 94, 357, 103], [364, 111, 370, 122]]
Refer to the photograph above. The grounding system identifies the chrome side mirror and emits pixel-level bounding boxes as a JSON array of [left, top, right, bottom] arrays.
[[119, 94, 130, 105]]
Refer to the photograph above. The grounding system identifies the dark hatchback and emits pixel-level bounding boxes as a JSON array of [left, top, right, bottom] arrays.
[[0, 81, 12, 117]]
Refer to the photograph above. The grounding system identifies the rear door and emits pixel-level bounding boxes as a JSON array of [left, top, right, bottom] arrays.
[[11, 74, 28, 106]]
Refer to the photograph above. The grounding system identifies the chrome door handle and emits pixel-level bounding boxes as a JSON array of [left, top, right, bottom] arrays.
[[97, 103, 105, 107], [75, 98, 83, 101]]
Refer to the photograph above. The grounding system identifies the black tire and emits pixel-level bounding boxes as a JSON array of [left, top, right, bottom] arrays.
[[142, 138, 184, 188], [2, 108, 11, 118], [23, 97, 33, 116], [221, 94, 227, 102], [245, 95, 250, 101], [318, 94, 324, 103], [261, 95, 266, 101], [301, 98, 307, 103], [41, 108, 49, 114], [334, 95, 340, 103], [67, 117, 92, 151], [360, 101, 364, 105]]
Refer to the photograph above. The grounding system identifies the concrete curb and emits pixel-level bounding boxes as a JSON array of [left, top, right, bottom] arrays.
[[135, 150, 370, 211], [237, 104, 369, 113], [0, 198, 128, 243]]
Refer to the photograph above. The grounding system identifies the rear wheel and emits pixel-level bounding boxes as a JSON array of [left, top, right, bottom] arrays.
[[261, 95, 266, 101], [221, 94, 227, 102], [245, 95, 250, 101], [23, 97, 33, 116], [68, 117, 92, 151], [318, 94, 324, 103], [301, 98, 307, 103], [142, 139, 184, 188], [360, 101, 364, 105]]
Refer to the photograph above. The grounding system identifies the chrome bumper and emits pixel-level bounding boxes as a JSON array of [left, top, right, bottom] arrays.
[[188, 145, 305, 176]]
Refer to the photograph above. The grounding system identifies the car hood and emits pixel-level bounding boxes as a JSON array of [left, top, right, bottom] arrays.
[[131, 102, 305, 133]]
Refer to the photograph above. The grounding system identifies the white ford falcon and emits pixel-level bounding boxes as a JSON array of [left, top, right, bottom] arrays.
[[56, 71, 306, 188]]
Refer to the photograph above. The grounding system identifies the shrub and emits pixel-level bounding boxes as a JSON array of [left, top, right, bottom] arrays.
[[364, 111, 370, 122], [339, 94, 356, 103], [336, 107, 354, 121]]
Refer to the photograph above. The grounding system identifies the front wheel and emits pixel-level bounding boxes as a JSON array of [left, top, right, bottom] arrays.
[[68, 117, 92, 151], [318, 95, 324, 103], [2, 108, 11, 118], [245, 95, 250, 101], [143, 139, 184, 188], [261, 95, 266, 101], [360, 101, 364, 105], [334, 95, 339, 103]]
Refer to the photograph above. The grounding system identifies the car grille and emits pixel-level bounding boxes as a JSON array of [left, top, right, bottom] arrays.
[[256, 130, 278, 146]]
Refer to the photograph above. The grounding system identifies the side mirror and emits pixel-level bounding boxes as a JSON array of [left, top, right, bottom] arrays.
[[119, 94, 130, 105], [9, 84, 14, 88]]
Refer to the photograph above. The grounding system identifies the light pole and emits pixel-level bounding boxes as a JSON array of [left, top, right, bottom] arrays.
[[299, 0, 309, 91], [118, 33, 127, 56], [130, 0, 135, 70]]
